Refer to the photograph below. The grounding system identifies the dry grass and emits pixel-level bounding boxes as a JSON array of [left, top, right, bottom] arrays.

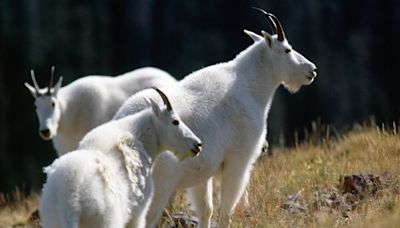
[[1, 124, 399, 227], [235, 125, 400, 228], [167, 124, 400, 227], [0, 189, 40, 228]]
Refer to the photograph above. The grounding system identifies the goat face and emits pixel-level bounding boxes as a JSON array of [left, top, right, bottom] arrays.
[[34, 95, 61, 140], [264, 33, 317, 93], [148, 88, 202, 160], [253, 9, 317, 93], [24, 67, 63, 140]]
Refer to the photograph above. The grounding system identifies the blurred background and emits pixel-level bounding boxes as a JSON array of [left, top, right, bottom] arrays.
[[1, 0, 399, 194]]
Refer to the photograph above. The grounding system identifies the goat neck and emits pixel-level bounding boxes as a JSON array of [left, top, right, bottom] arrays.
[[125, 110, 159, 160], [233, 41, 280, 109], [54, 91, 71, 134]]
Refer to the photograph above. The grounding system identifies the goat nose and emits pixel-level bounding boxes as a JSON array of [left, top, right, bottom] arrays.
[[40, 129, 50, 138], [191, 142, 202, 156], [311, 68, 317, 77], [195, 143, 202, 151]]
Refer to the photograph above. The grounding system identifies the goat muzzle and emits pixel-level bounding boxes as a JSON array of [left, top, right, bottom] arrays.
[[191, 143, 202, 156]]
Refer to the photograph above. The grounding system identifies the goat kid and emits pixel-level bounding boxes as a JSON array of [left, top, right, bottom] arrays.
[[39, 88, 202, 228]]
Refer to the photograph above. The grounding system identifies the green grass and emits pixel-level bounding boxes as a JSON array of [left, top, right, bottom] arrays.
[[1, 124, 399, 227]]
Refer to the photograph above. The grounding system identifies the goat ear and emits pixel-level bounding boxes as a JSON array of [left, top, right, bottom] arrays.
[[244, 29, 263, 43], [261, 30, 273, 48], [148, 98, 161, 117], [53, 76, 63, 95], [24, 83, 37, 98]]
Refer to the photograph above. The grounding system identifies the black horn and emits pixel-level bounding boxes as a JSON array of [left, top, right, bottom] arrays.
[[266, 13, 285, 41], [47, 66, 55, 95], [252, 7, 278, 34], [253, 7, 286, 42], [30, 69, 40, 95], [152, 87, 173, 111]]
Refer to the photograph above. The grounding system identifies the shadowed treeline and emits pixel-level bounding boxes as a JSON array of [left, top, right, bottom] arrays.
[[1, 0, 399, 194]]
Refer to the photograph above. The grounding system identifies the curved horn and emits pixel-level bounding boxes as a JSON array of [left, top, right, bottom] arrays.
[[152, 87, 173, 111], [47, 66, 55, 95], [266, 13, 285, 41], [30, 69, 40, 95], [252, 7, 278, 34]]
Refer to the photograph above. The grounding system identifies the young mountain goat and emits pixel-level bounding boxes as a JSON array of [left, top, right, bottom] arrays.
[[113, 9, 317, 228], [25, 66, 177, 156], [39, 88, 202, 228]]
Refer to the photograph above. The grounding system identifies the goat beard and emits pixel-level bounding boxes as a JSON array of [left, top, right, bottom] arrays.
[[282, 82, 301, 94]]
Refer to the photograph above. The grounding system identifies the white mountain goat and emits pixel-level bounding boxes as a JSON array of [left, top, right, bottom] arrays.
[[113, 9, 317, 228], [24, 66, 177, 156], [39, 88, 202, 228]]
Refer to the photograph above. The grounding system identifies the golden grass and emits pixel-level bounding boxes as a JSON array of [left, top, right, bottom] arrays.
[[1, 124, 399, 227], [226, 125, 399, 227], [167, 124, 400, 227], [0, 189, 40, 228]]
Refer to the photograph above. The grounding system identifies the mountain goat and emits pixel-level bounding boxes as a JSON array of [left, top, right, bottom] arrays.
[[39, 88, 202, 228], [25, 66, 177, 156], [113, 9, 317, 228]]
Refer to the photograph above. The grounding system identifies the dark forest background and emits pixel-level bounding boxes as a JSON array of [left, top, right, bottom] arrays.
[[1, 0, 400, 194]]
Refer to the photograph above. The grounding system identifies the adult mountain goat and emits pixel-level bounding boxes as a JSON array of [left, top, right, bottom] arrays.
[[114, 9, 317, 227], [39, 88, 202, 228], [25, 66, 177, 156]]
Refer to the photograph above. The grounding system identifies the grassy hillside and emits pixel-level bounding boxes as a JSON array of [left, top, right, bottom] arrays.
[[235, 125, 400, 227], [1, 124, 399, 227]]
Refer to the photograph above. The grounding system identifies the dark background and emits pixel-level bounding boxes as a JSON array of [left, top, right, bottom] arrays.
[[1, 0, 399, 194]]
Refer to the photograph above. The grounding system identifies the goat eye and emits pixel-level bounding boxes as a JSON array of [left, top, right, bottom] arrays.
[[172, 120, 179, 126], [34, 104, 37, 109], [51, 102, 55, 107], [285, 48, 291, 54]]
